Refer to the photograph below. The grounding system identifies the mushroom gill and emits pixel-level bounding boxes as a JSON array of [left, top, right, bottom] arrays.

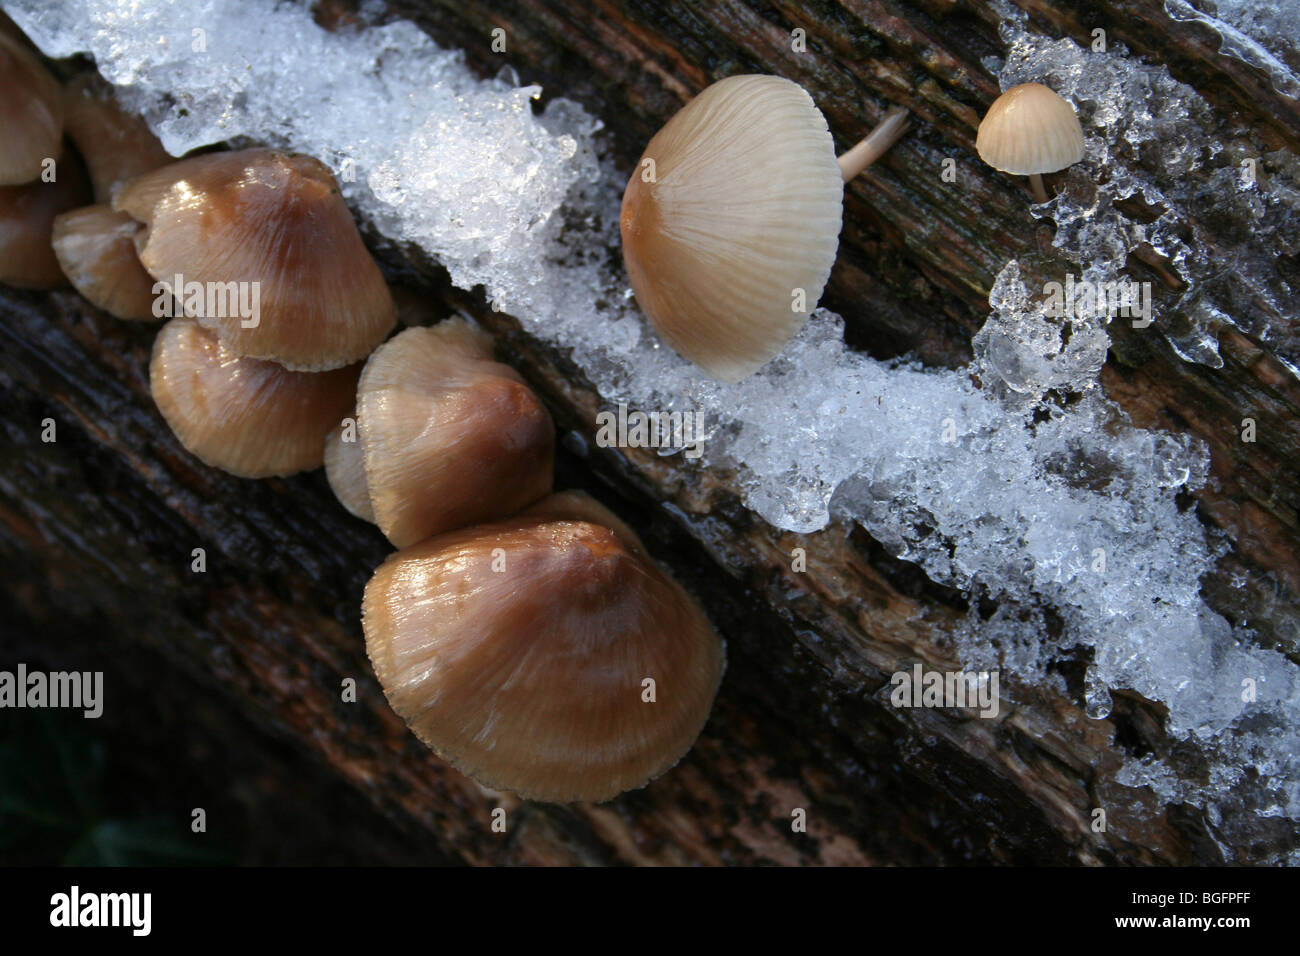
[[620, 75, 844, 383], [51, 204, 159, 320]]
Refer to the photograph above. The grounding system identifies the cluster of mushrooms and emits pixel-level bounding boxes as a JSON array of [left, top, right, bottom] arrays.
[[3, 13, 1086, 803], [619, 75, 1084, 381], [2, 20, 724, 803]]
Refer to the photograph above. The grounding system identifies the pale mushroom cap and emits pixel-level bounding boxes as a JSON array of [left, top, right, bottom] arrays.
[[63, 75, 172, 203], [324, 414, 375, 522], [358, 320, 555, 548], [116, 148, 395, 371], [620, 74, 843, 383], [362, 494, 725, 802], [52, 204, 159, 320], [150, 316, 362, 478], [975, 82, 1085, 176], [0, 31, 62, 187], [0, 150, 93, 288]]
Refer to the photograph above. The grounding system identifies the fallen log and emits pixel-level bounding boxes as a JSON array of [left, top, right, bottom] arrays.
[[2, 0, 1297, 864]]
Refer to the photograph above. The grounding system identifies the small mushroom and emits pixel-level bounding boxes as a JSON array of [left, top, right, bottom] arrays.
[[620, 74, 909, 383], [115, 147, 396, 371], [0, 149, 93, 288], [323, 413, 375, 522], [150, 316, 362, 478], [0, 29, 62, 186], [357, 319, 554, 548], [362, 490, 725, 802], [63, 74, 171, 203], [975, 82, 1084, 204], [51, 204, 159, 320]]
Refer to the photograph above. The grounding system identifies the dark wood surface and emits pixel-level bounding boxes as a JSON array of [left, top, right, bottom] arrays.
[[2, 0, 1297, 864]]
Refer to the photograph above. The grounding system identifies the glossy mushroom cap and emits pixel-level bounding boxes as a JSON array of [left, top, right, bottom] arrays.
[[52, 204, 159, 320], [150, 317, 362, 478], [0, 149, 93, 288], [975, 82, 1085, 176], [324, 414, 375, 522], [63, 75, 171, 203], [362, 491, 725, 802], [357, 320, 554, 548], [620, 74, 843, 383], [0, 30, 62, 186], [116, 148, 395, 370]]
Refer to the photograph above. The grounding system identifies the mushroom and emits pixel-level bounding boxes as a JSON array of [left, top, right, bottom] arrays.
[[357, 319, 554, 548], [150, 316, 362, 478], [619, 74, 909, 383], [51, 204, 159, 320], [975, 82, 1085, 204], [0, 29, 62, 187], [115, 147, 396, 371], [323, 413, 375, 522], [0, 149, 92, 288], [63, 74, 171, 203], [362, 490, 725, 802]]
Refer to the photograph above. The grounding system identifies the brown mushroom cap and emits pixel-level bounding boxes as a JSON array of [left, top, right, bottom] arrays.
[[362, 491, 725, 802], [116, 148, 395, 370], [620, 74, 843, 383], [975, 82, 1085, 176], [520, 489, 643, 549], [0, 30, 62, 187], [324, 413, 375, 522], [357, 320, 554, 548], [52, 204, 159, 320], [0, 149, 92, 288], [63, 75, 171, 203], [150, 316, 362, 478]]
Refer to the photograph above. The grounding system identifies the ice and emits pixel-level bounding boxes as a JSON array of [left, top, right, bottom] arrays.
[[5, 0, 1297, 855], [1165, 0, 1300, 98], [992, 0, 1300, 369]]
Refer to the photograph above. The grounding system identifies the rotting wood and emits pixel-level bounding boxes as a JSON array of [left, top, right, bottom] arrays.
[[3, 0, 1298, 864]]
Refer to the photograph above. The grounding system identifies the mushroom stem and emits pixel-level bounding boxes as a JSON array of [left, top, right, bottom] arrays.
[[1029, 172, 1049, 204], [837, 106, 910, 181]]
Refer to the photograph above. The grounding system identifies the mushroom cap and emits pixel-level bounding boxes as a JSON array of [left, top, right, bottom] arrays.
[[0, 30, 62, 186], [975, 82, 1085, 176], [620, 74, 843, 383], [116, 148, 395, 371], [52, 204, 159, 320], [357, 320, 554, 548], [63, 75, 171, 203], [0, 149, 93, 288], [362, 491, 725, 802], [324, 414, 375, 522], [150, 316, 362, 478]]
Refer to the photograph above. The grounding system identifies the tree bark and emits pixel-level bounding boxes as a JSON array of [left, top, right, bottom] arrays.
[[2, 0, 1297, 864]]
